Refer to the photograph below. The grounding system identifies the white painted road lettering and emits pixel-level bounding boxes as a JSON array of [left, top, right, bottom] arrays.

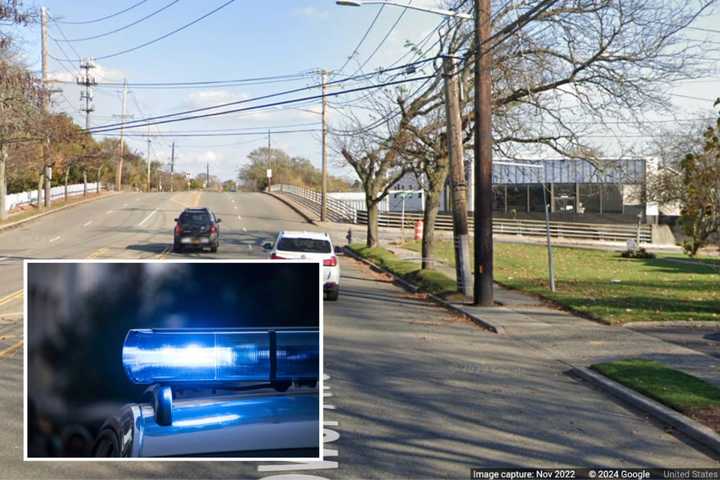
[[258, 374, 339, 479]]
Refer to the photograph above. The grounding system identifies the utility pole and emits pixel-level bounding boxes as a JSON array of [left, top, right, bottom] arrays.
[[443, 56, 472, 299], [77, 59, 96, 130], [170, 142, 175, 192], [146, 138, 152, 193], [320, 69, 329, 222], [115, 79, 129, 192], [267, 129, 272, 190], [40, 7, 50, 209], [474, 0, 494, 306], [206, 162, 210, 189]]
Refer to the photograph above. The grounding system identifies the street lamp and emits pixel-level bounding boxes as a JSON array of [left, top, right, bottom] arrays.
[[335, 0, 472, 19], [335, 0, 493, 305]]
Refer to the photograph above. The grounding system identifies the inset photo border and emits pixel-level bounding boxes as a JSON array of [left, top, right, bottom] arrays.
[[23, 259, 323, 461]]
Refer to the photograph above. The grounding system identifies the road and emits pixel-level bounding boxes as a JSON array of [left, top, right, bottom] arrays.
[[0, 191, 717, 479]]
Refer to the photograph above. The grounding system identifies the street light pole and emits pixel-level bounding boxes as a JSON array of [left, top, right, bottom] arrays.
[[474, 0, 494, 306]]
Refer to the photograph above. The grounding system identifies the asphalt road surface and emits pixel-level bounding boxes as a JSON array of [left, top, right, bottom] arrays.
[[0, 191, 717, 479]]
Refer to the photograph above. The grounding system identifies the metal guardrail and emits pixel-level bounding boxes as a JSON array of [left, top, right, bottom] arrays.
[[269, 184, 652, 243], [356, 210, 652, 243], [270, 184, 358, 223]]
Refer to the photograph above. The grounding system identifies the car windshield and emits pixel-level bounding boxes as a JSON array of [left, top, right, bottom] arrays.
[[180, 212, 211, 225], [277, 238, 331, 253]]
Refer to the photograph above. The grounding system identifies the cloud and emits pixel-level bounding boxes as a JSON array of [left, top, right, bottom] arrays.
[[180, 89, 248, 109], [94, 64, 126, 82], [292, 6, 329, 20]]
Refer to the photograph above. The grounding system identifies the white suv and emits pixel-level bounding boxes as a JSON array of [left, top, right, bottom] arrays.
[[266, 231, 341, 301]]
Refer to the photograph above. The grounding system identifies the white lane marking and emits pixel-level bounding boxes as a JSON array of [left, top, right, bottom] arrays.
[[138, 209, 158, 227], [258, 374, 339, 477], [242, 227, 247, 232], [234, 205, 238, 210], [123, 203, 128, 207], [237, 216, 242, 220], [0, 257, 7, 262], [106, 210, 113, 215], [83, 220, 93, 227], [49, 236, 61, 243]]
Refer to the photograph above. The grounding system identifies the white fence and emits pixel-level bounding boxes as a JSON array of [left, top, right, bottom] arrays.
[[270, 184, 364, 223], [4, 182, 101, 213]]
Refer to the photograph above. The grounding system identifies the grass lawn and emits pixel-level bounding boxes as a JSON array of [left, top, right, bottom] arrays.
[[592, 359, 720, 432], [347, 244, 457, 297], [401, 239, 720, 324]]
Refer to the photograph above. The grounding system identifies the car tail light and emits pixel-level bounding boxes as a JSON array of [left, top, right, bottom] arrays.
[[209, 224, 217, 234], [121, 328, 319, 384], [323, 256, 337, 267], [174, 224, 182, 235], [271, 253, 285, 260]]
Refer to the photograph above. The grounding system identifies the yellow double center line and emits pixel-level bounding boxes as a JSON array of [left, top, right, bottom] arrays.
[[0, 290, 23, 357], [0, 289, 23, 307], [0, 339, 23, 358]]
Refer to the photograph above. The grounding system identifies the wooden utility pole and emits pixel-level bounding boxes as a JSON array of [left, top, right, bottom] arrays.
[[41, 7, 51, 209], [267, 129, 272, 190], [170, 142, 175, 192], [115, 79, 128, 191], [443, 57, 472, 298], [146, 138, 152, 192], [321, 69, 328, 222], [474, 0, 494, 306]]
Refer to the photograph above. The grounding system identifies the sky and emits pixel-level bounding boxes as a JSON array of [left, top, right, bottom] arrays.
[[13, 0, 442, 182], [11, 1, 720, 182]]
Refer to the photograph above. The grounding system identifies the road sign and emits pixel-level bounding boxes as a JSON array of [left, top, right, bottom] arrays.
[[266, 169, 272, 179]]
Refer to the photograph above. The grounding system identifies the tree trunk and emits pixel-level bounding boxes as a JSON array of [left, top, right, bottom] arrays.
[[0, 145, 7, 221], [44, 165, 51, 208], [64, 168, 70, 202], [366, 198, 380, 248], [115, 158, 123, 192], [422, 188, 441, 270], [37, 173, 44, 210]]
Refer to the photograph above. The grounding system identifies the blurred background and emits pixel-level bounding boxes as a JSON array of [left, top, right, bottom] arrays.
[[26, 262, 320, 457]]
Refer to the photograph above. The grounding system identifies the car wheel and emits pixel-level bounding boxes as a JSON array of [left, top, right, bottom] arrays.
[[211, 244, 218, 253], [326, 289, 339, 301], [173, 242, 182, 253]]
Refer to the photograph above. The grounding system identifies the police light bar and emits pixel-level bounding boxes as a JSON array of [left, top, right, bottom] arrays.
[[122, 328, 319, 385]]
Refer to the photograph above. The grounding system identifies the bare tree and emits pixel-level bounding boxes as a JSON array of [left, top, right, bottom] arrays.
[[333, 0, 717, 259]]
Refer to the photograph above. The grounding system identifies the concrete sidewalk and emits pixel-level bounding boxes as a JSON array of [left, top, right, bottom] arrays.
[[386, 244, 720, 388]]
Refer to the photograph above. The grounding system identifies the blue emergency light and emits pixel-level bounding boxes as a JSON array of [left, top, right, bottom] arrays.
[[122, 328, 319, 385]]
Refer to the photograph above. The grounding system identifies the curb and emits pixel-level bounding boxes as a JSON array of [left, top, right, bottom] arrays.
[[264, 191, 318, 225], [343, 247, 504, 334], [572, 366, 720, 457], [626, 321, 720, 329], [0, 192, 118, 234]]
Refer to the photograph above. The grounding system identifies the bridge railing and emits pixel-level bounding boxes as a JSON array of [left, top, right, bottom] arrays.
[[269, 184, 359, 223]]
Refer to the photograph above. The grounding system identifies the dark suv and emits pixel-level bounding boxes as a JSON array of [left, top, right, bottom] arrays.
[[173, 208, 221, 252]]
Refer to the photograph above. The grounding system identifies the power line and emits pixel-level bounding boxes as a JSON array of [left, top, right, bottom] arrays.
[[335, 4, 386, 76], [351, 1, 413, 77], [54, 0, 238, 62], [85, 57, 438, 132], [53, 0, 152, 25], [54, 72, 315, 89], [49, 1, 181, 43], [86, 73, 436, 134], [97, 128, 322, 138]]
